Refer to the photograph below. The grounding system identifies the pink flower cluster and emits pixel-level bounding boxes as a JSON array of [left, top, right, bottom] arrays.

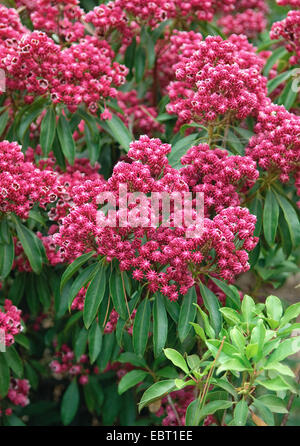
[[104, 308, 136, 334], [0, 4, 27, 41], [0, 141, 57, 219], [218, 9, 267, 38], [29, 0, 85, 42], [84, 3, 134, 46], [246, 103, 300, 183], [0, 299, 22, 347], [180, 144, 259, 215], [270, 10, 300, 65], [7, 378, 30, 407], [55, 136, 258, 299], [0, 23, 128, 111], [156, 30, 203, 93], [167, 35, 267, 128], [50, 344, 97, 386]]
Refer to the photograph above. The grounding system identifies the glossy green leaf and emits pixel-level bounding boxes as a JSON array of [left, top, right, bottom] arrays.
[[153, 293, 168, 357], [178, 286, 197, 343], [133, 299, 151, 357], [61, 379, 80, 425], [40, 106, 56, 155], [164, 348, 189, 375], [57, 114, 76, 165], [199, 283, 222, 336], [263, 189, 279, 246], [118, 370, 148, 395], [83, 265, 106, 329], [138, 380, 175, 412], [88, 320, 102, 364]]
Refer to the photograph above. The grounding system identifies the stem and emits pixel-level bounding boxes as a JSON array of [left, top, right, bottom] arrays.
[[281, 365, 300, 426], [167, 395, 182, 426]]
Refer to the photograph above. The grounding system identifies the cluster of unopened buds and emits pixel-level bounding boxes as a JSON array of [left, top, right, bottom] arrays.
[[246, 102, 300, 184], [50, 344, 98, 385], [54, 134, 258, 300], [167, 35, 267, 128], [104, 309, 136, 334], [0, 378, 30, 417], [270, 10, 300, 65], [0, 141, 57, 219], [0, 299, 22, 347]]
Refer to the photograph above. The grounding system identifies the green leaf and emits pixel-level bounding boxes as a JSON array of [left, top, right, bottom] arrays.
[[250, 319, 266, 360], [210, 378, 238, 399], [133, 299, 151, 357], [186, 354, 201, 371], [15, 220, 45, 274], [74, 327, 88, 361], [164, 348, 189, 375], [0, 354, 10, 398], [117, 352, 147, 369], [61, 379, 80, 425], [263, 47, 287, 77], [138, 380, 175, 412], [257, 395, 288, 414], [277, 78, 298, 110], [209, 277, 241, 310], [220, 308, 241, 326], [168, 134, 199, 169], [153, 293, 168, 357], [88, 320, 102, 364], [178, 286, 197, 343], [265, 295, 283, 322], [264, 362, 295, 377], [0, 110, 9, 136], [134, 46, 146, 82], [68, 263, 99, 310], [267, 70, 294, 94], [230, 327, 246, 353], [185, 400, 201, 426], [0, 235, 14, 280], [266, 337, 300, 364], [275, 193, 300, 248], [194, 304, 215, 339], [98, 112, 133, 152], [263, 189, 279, 246], [118, 370, 148, 395], [278, 210, 293, 257], [256, 376, 295, 392], [217, 358, 251, 374], [109, 272, 129, 320], [40, 106, 56, 155], [60, 251, 95, 292], [5, 346, 23, 378], [17, 96, 48, 142], [245, 343, 258, 360], [199, 283, 222, 336], [280, 303, 300, 327], [199, 400, 232, 424], [233, 400, 248, 426], [190, 322, 206, 342], [57, 114, 76, 165], [83, 265, 106, 329], [241, 295, 256, 325]]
